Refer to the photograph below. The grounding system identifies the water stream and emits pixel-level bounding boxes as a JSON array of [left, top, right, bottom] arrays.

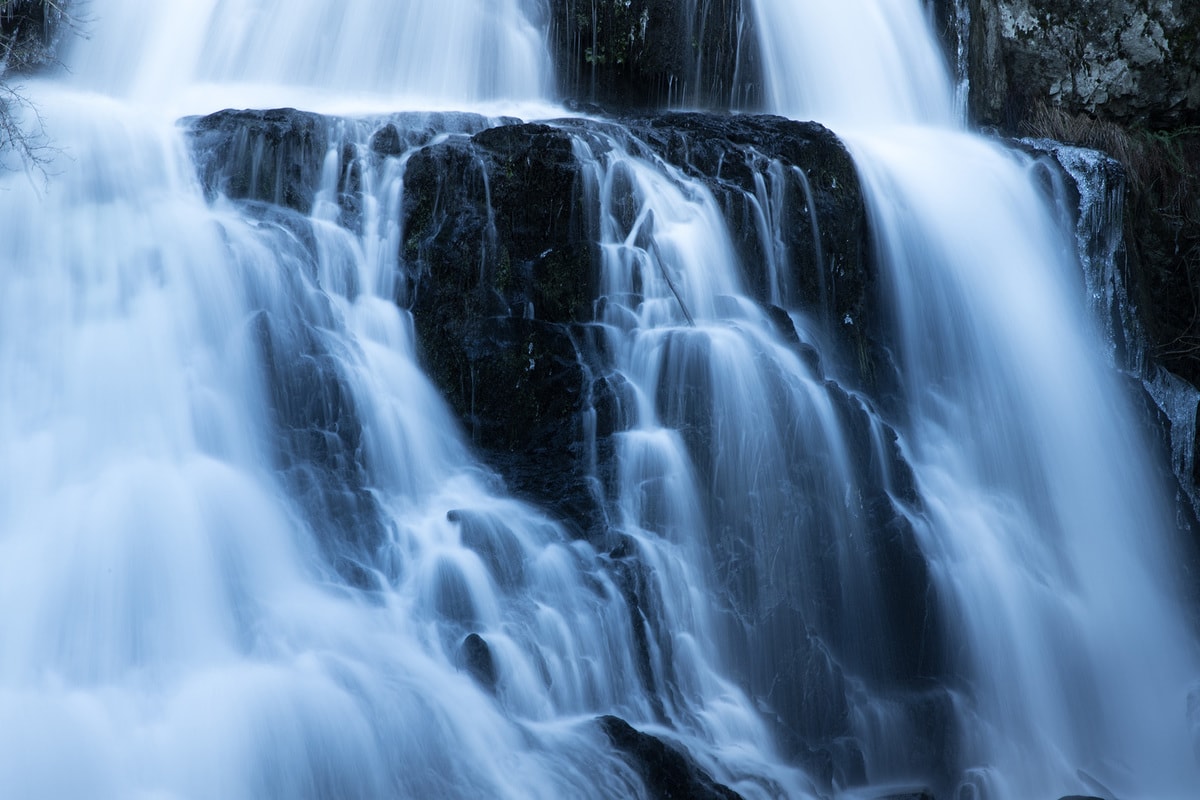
[[1, 1, 1197, 798], [750, 0, 1200, 795]]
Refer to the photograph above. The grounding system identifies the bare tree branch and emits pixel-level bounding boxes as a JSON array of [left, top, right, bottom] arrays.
[[0, 0, 83, 175]]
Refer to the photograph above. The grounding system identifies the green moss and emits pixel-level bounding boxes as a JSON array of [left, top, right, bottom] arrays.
[[495, 247, 514, 293]]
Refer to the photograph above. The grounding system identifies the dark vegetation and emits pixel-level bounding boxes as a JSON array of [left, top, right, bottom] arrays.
[[0, 0, 81, 171]]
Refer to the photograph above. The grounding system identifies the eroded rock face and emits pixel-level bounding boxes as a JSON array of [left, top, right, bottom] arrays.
[[961, 0, 1200, 128]]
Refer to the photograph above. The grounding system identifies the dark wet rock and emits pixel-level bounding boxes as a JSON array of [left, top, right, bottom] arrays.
[[874, 791, 936, 800], [188, 108, 330, 214], [367, 111, 518, 154], [548, 0, 762, 111], [822, 386, 937, 683], [459, 633, 498, 693], [403, 122, 597, 324], [185, 109, 506, 220], [605, 540, 668, 720], [403, 122, 603, 537], [597, 715, 745, 800], [369, 123, 404, 157], [735, 620, 864, 788], [717, 384, 943, 784]]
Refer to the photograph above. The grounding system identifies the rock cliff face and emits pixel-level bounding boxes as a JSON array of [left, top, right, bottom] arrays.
[[951, 0, 1200, 129]]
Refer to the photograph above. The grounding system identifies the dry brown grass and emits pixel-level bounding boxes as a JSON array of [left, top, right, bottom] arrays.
[[1021, 100, 1195, 197]]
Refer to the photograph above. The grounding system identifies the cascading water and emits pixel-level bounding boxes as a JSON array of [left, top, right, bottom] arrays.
[[69, 0, 552, 112], [749, 0, 1200, 796], [0, 3, 803, 799], [4, 0, 1199, 798]]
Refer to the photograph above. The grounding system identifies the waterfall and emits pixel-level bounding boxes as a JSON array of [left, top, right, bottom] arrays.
[[66, 0, 554, 112], [749, 0, 1200, 797], [1, 3, 807, 798], [3, 1, 1198, 798]]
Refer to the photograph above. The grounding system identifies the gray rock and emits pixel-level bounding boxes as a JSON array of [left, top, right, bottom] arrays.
[[957, 0, 1200, 128]]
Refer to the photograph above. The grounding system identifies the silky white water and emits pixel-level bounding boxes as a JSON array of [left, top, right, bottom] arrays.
[[3, 0, 1199, 797], [0, 2, 802, 798], [750, 0, 1200, 796], [69, 0, 552, 113]]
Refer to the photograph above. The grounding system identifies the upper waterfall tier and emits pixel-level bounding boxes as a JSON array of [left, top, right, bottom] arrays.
[[750, 0, 956, 128], [61, 0, 553, 111]]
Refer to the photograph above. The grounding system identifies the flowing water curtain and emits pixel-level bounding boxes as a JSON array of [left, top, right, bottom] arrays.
[[849, 128, 1200, 796], [5, 0, 1199, 797], [0, 102, 646, 799], [0, 93, 814, 800], [747, 0, 1200, 796], [64, 0, 553, 106], [749, 0, 955, 127]]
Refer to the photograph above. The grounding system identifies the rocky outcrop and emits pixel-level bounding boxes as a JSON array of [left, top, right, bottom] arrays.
[[189, 108, 330, 214], [597, 716, 746, 800], [952, 0, 1200, 129], [400, 113, 888, 539], [548, 0, 761, 111]]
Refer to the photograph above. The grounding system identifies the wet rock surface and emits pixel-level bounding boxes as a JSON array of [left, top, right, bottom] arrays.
[[597, 715, 746, 800], [402, 121, 604, 537], [548, 0, 761, 111], [189, 108, 330, 214]]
